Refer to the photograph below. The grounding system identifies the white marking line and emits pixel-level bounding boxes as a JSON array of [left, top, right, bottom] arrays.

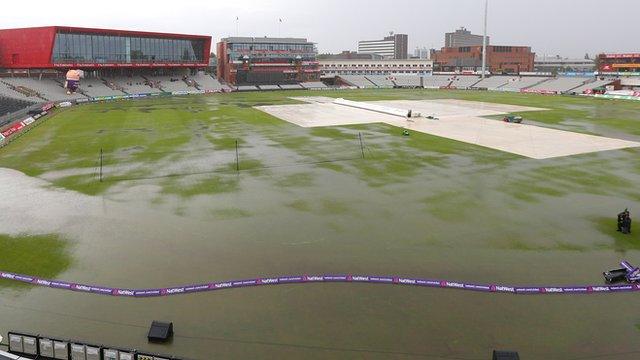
[[256, 99, 640, 159]]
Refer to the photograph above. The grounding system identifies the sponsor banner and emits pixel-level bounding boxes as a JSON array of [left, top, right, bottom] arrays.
[[521, 89, 557, 95], [1, 122, 25, 137], [514, 287, 541, 294], [58, 101, 73, 108], [463, 284, 492, 292], [0, 133, 4, 141], [231, 279, 259, 287], [602, 53, 640, 59], [415, 279, 441, 287], [5, 270, 640, 298], [134, 289, 162, 297], [277, 276, 304, 283], [21, 117, 35, 126], [75, 98, 90, 103], [558, 72, 596, 77], [42, 102, 55, 111], [113, 289, 136, 297], [594, 94, 640, 101]]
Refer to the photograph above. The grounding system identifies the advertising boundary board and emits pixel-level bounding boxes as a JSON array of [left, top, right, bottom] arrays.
[[1, 270, 637, 298]]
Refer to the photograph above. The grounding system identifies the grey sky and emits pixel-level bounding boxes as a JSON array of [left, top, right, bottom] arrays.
[[6, 0, 639, 58]]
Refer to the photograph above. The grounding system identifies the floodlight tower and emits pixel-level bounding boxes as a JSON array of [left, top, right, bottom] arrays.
[[481, 0, 488, 79]]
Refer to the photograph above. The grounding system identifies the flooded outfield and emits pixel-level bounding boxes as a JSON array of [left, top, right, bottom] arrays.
[[1, 90, 640, 359]]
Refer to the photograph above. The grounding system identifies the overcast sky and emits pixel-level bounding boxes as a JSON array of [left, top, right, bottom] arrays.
[[6, 0, 639, 58]]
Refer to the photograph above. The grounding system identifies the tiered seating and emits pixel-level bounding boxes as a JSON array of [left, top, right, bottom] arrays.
[[392, 76, 421, 88], [570, 79, 617, 94], [449, 76, 481, 89], [499, 77, 549, 92], [0, 96, 34, 117], [193, 73, 230, 91], [237, 85, 259, 91], [337, 75, 376, 88], [0, 81, 38, 101], [279, 84, 304, 90], [526, 77, 592, 93], [422, 75, 453, 88], [150, 76, 193, 92], [79, 78, 127, 98], [365, 75, 395, 88], [104, 76, 163, 94], [2, 77, 85, 101], [471, 76, 517, 90], [300, 82, 328, 89], [257, 85, 280, 91]]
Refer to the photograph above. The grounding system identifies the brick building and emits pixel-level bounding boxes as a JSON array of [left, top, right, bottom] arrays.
[[431, 45, 534, 74], [216, 37, 319, 86]]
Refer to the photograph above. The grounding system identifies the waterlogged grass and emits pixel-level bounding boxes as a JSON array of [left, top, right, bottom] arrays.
[[210, 208, 252, 220], [161, 174, 240, 198], [0, 234, 72, 288], [0, 89, 638, 204], [274, 172, 315, 188]]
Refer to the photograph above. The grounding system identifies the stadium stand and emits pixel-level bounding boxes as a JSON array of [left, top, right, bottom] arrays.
[[526, 77, 592, 93], [569, 79, 617, 94], [150, 76, 194, 93], [279, 84, 304, 90], [471, 76, 517, 90], [237, 85, 259, 91], [300, 82, 328, 89], [365, 75, 396, 88], [392, 75, 422, 88], [422, 75, 453, 89], [337, 75, 376, 88], [0, 96, 34, 118], [499, 77, 550, 92], [78, 77, 127, 98], [449, 76, 481, 89], [192, 73, 229, 92], [1, 77, 83, 101], [258, 85, 281, 91], [103, 76, 163, 94], [0, 80, 39, 101]]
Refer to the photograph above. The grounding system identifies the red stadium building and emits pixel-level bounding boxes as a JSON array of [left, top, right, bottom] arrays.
[[0, 26, 211, 73], [217, 37, 319, 86], [597, 53, 640, 74]]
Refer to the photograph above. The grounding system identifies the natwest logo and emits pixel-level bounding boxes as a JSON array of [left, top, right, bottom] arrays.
[[115, 289, 135, 296], [165, 287, 185, 294], [260, 278, 279, 284]]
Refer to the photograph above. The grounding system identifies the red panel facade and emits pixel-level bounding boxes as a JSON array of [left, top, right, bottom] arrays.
[[0, 26, 211, 69], [0, 26, 57, 69]]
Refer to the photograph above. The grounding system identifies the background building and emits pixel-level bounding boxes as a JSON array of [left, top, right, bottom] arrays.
[[216, 37, 319, 86], [431, 45, 534, 74], [320, 59, 432, 76], [445, 27, 488, 48], [358, 33, 408, 59], [413, 47, 430, 60], [0, 26, 211, 73], [534, 56, 595, 74], [597, 53, 640, 74], [318, 51, 383, 60]]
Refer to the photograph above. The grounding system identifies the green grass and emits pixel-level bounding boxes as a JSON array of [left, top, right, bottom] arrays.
[[0, 234, 72, 288], [593, 217, 640, 252]]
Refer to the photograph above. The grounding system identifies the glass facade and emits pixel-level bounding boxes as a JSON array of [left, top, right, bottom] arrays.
[[52, 32, 205, 64], [230, 43, 315, 52]]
